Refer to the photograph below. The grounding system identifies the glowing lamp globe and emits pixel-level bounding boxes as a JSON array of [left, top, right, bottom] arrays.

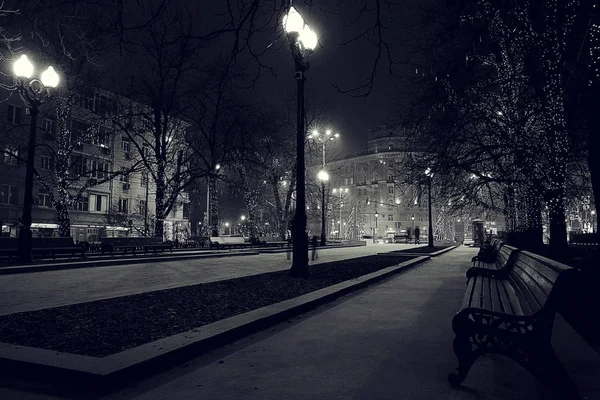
[[317, 170, 329, 182], [40, 66, 59, 88], [13, 55, 34, 79], [299, 25, 317, 50], [283, 6, 304, 34]]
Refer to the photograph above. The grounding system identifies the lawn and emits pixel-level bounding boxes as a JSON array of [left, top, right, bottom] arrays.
[[0, 254, 417, 357]]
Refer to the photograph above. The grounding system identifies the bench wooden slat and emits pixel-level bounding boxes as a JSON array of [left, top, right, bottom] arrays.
[[497, 278, 524, 316], [488, 277, 503, 313]]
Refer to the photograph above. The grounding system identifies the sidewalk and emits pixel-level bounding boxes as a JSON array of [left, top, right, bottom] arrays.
[[0, 243, 424, 316], [96, 245, 597, 400]]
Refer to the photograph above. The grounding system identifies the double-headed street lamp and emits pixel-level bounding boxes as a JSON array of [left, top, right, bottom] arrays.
[[425, 167, 434, 247], [283, 6, 318, 277], [317, 169, 329, 246], [308, 129, 339, 167], [332, 187, 348, 239], [13, 55, 60, 263]]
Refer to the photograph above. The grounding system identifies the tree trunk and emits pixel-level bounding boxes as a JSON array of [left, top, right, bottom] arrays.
[[209, 176, 219, 236], [154, 164, 165, 238], [56, 202, 71, 237]]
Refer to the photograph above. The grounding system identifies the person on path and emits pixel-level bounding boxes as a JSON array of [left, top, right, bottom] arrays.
[[414, 226, 420, 245], [311, 235, 319, 260]]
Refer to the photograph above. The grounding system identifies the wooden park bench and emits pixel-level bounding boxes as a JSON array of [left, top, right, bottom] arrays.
[[449, 250, 579, 398], [0, 236, 85, 260], [100, 237, 173, 256], [466, 244, 520, 279], [209, 236, 253, 250]]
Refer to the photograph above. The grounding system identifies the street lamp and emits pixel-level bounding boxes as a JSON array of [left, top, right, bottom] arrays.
[[206, 163, 221, 237], [374, 210, 379, 242], [333, 187, 348, 239], [592, 210, 597, 233], [308, 129, 340, 167], [283, 5, 317, 277], [425, 167, 434, 247], [317, 169, 329, 246], [13, 54, 60, 263]]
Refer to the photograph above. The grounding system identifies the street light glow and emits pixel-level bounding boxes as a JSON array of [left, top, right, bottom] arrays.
[[241, 215, 246, 221], [283, 6, 304, 34], [299, 24, 318, 50], [13, 54, 34, 78], [317, 170, 329, 181], [215, 163, 221, 171], [40, 66, 59, 88]]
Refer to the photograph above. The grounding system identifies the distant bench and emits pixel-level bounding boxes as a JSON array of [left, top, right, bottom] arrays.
[[100, 237, 173, 256], [467, 244, 519, 279], [209, 236, 253, 250], [0, 237, 85, 260], [449, 250, 579, 397]]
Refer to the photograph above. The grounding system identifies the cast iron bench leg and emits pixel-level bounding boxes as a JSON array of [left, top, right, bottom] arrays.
[[448, 333, 479, 387]]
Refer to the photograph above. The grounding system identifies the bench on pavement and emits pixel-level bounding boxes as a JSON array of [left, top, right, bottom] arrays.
[[209, 236, 253, 250], [449, 250, 579, 397], [100, 237, 173, 256], [466, 244, 519, 279], [0, 237, 85, 260]]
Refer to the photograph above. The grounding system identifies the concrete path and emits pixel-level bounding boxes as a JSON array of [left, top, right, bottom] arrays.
[[0, 243, 424, 316], [95, 245, 597, 400]]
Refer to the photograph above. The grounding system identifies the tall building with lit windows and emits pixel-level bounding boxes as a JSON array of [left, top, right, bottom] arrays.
[[307, 125, 436, 240], [0, 84, 190, 242]]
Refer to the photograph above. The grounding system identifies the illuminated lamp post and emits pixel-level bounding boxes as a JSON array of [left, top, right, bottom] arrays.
[[13, 55, 60, 263], [283, 6, 318, 277]]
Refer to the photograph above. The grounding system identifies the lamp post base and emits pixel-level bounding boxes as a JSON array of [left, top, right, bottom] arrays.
[[17, 227, 33, 263]]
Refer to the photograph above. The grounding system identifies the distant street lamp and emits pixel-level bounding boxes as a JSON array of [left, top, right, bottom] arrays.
[[425, 167, 434, 247], [332, 187, 348, 239], [13, 54, 60, 263], [317, 169, 329, 246], [283, 5, 318, 277], [374, 210, 379, 242], [592, 210, 597, 233], [411, 215, 415, 238], [308, 129, 340, 167], [206, 163, 221, 237]]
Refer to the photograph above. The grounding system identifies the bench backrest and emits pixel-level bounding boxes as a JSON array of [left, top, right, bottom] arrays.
[[31, 237, 76, 248], [210, 236, 245, 244], [0, 237, 18, 249], [494, 245, 516, 269], [259, 236, 286, 242], [508, 251, 576, 315]]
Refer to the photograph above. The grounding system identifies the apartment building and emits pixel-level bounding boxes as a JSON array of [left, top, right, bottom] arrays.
[[307, 125, 436, 240], [0, 85, 190, 242]]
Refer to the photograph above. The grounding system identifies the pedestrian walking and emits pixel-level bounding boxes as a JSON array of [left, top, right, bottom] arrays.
[[311, 235, 319, 260], [414, 226, 420, 244]]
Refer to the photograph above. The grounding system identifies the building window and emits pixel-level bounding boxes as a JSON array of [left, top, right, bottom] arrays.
[[40, 156, 53, 171], [7, 104, 22, 124], [93, 127, 108, 147], [350, 177, 354, 184], [388, 215, 394, 221], [121, 139, 130, 153], [183, 202, 189, 219], [118, 198, 129, 213], [1, 185, 18, 205], [388, 186, 394, 194], [38, 190, 52, 208], [139, 200, 147, 215], [142, 144, 150, 157], [95, 94, 111, 115], [344, 178, 348, 185], [44, 118, 54, 134], [90, 194, 107, 212], [74, 196, 89, 211], [4, 148, 18, 165], [119, 174, 129, 183], [71, 120, 91, 143], [78, 87, 95, 111]]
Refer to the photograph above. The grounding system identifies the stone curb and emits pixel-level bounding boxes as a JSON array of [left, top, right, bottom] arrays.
[[0, 255, 430, 393], [0, 250, 259, 275], [378, 245, 458, 258]]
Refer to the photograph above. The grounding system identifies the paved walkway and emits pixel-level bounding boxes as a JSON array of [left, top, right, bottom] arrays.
[[0, 243, 423, 316], [1, 246, 598, 399], [105, 246, 597, 400]]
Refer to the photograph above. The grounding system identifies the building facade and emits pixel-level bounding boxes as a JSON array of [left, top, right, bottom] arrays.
[[0, 85, 190, 242]]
